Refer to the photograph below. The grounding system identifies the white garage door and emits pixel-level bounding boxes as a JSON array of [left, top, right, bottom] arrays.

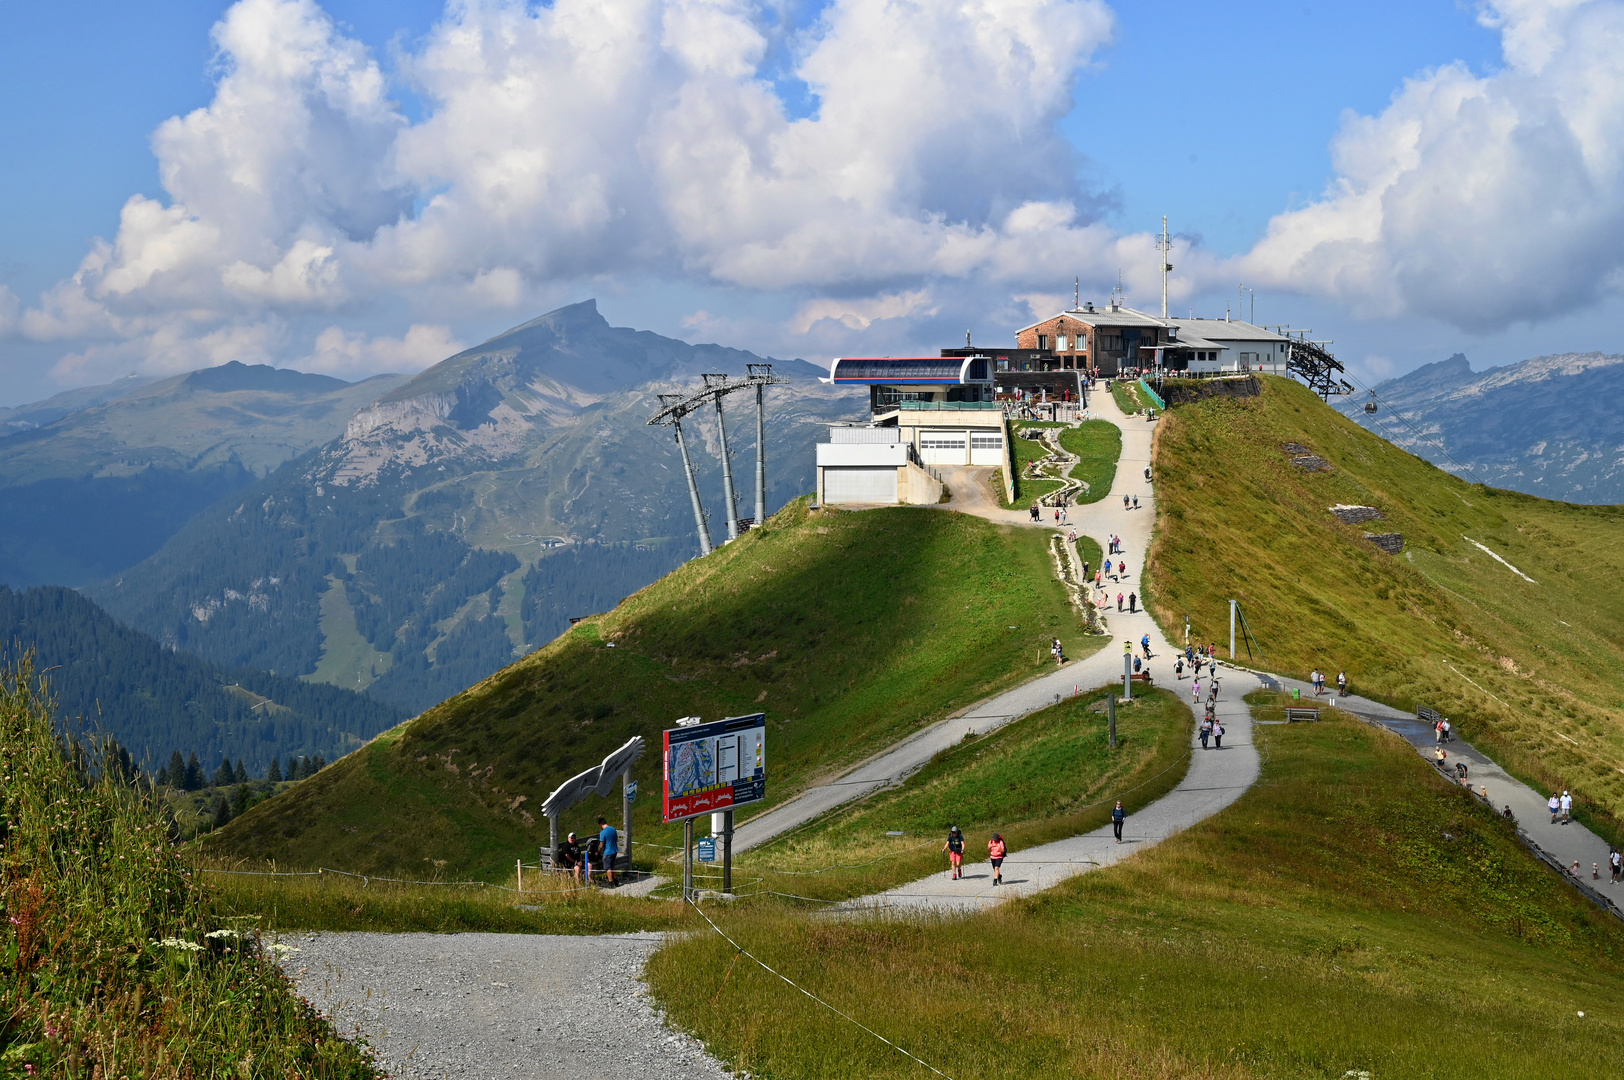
[[969, 431, 1004, 466], [919, 430, 968, 465], [824, 467, 898, 503]]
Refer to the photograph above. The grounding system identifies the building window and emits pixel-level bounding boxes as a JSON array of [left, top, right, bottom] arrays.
[[1037, 334, 1049, 351]]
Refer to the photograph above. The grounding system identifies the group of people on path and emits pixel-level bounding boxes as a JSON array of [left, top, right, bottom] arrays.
[[1548, 790, 1575, 825], [943, 826, 1009, 886], [944, 802, 1131, 884], [1308, 668, 1348, 696]]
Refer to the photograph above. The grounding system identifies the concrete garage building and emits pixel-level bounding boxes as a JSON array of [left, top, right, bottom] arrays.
[[815, 426, 944, 505]]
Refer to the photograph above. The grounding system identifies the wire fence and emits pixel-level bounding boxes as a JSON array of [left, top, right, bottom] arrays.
[[684, 895, 957, 1079]]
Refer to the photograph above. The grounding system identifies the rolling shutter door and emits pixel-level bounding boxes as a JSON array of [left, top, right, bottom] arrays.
[[969, 431, 1004, 466], [824, 467, 899, 503], [919, 430, 968, 465]]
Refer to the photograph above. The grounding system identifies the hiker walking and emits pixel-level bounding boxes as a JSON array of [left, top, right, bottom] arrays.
[[1434, 721, 1444, 745], [1128, 592, 1138, 613], [1192, 678, 1202, 703], [1549, 793, 1561, 823], [1213, 721, 1225, 750], [944, 825, 966, 880], [1104, 558, 1113, 580], [988, 833, 1007, 886], [1336, 671, 1348, 696], [1029, 503, 1040, 522], [1053, 638, 1066, 666], [1117, 593, 1124, 611], [1561, 790, 1573, 823], [1611, 850, 1621, 883], [1310, 669, 1323, 695], [1175, 657, 1185, 679], [1112, 801, 1126, 843], [1123, 495, 1131, 510], [1199, 717, 1211, 749], [1132, 495, 1140, 509], [1442, 719, 1452, 743]]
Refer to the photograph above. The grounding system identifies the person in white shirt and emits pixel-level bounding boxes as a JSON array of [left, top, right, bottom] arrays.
[[1560, 790, 1573, 823]]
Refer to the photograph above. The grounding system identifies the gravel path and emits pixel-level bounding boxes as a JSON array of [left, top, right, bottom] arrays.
[[278, 931, 734, 1080]]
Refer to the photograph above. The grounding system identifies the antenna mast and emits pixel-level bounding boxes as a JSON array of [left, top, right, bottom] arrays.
[[1157, 216, 1173, 319]]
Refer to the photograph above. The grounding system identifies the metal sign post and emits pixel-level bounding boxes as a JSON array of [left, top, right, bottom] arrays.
[[1123, 641, 1133, 701], [622, 773, 634, 881], [683, 818, 694, 901], [723, 809, 734, 894]]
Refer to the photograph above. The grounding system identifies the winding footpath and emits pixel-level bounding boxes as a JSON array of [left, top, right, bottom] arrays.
[[753, 385, 1262, 910]]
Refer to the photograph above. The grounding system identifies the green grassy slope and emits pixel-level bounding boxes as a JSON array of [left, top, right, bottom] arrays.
[[727, 686, 1191, 902], [650, 710, 1624, 1079], [1148, 375, 1624, 839], [202, 501, 1102, 878], [1060, 419, 1121, 503]]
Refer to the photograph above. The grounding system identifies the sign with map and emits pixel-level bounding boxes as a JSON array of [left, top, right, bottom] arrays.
[[662, 713, 766, 823]]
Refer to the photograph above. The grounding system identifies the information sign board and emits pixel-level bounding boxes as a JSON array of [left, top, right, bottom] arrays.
[[662, 713, 766, 823], [625, 780, 638, 802], [697, 837, 716, 862]]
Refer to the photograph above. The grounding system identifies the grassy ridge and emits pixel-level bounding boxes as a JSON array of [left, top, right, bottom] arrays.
[[727, 685, 1191, 902], [649, 710, 1624, 1079], [0, 661, 375, 1078], [1147, 376, 1624, 841], [204, 501, 1104, 879]]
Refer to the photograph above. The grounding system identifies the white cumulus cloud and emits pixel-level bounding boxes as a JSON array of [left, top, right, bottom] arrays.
[[22, 0, 1150, 383], [303, 324, 466, 378], [1244, 0, 1624, 331]]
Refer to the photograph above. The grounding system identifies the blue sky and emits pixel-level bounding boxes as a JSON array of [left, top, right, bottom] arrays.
[[3, 0, 1622, 403]]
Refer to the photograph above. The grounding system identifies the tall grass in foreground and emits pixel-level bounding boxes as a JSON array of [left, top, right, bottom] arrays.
[[0, 659, 376, 1078], [206, 868, 695, 935]]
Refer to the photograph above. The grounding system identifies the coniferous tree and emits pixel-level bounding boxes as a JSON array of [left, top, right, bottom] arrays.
[[266, 758, 282, 783], [311, 754, 326, 773], [231, 783, 250, 817], [233, 759, 248, 784], [212, 797, 231, 829], [286, 756, 299, 781], [184, 752, 204, 791], [155, 763, 169, 787], [212, 757, 235, 788], [167, 750, 186, 788]]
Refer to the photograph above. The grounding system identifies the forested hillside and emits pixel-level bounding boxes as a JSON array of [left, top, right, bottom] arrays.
[[0, 585, 404, 772]]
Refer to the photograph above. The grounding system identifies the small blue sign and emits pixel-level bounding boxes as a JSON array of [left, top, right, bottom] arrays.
[[697, 837, 716, 863], [625, 781, 638, 802]]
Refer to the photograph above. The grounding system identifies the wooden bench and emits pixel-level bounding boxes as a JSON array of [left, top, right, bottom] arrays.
[[1130, 671, 1153, 685], [1284, 707, 1320, 722]]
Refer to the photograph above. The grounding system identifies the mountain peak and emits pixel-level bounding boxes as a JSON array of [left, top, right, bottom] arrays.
[[184, 361, 350, 394]]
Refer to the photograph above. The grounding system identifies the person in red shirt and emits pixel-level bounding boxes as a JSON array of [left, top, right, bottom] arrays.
[[988, 833, 1007, 886]]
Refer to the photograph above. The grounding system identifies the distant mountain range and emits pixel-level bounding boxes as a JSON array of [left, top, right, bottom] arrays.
[[0, 584, 404, 773], [84, 301, 860, 714], [1337, 352, 1624, 504], [0, 362, 408, 587]]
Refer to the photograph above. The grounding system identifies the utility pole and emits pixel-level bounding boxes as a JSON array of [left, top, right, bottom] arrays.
[[747, 365, 773, 527], [1157, 216, 1173, 319], [670, 418, 713, 556], [705, 376, 741, 542]]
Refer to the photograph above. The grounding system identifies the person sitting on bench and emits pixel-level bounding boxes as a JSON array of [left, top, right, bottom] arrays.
[[554, 831, 583, 885]]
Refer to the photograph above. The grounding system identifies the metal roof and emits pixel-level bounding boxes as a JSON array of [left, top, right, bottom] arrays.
[[1164, 317, 1288, 344], [1016, 305, 1170, 333], [827, 356, 991, 384]]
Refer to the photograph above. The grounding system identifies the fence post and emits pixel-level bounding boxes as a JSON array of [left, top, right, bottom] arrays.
[[516, 858, 522, 893]]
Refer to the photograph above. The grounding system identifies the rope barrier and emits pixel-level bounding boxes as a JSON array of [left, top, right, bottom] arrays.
[[685, 896, 956, 1079]]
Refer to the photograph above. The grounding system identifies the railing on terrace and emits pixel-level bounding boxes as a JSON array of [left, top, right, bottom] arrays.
[[874, 399, 1003, 412]]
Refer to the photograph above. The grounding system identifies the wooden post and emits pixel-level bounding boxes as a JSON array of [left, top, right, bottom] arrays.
[[683, 818, 695, 901], [516, 858, 522, 894], [723, 809, 734, 894], [1108, 694, 1117, 749]]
